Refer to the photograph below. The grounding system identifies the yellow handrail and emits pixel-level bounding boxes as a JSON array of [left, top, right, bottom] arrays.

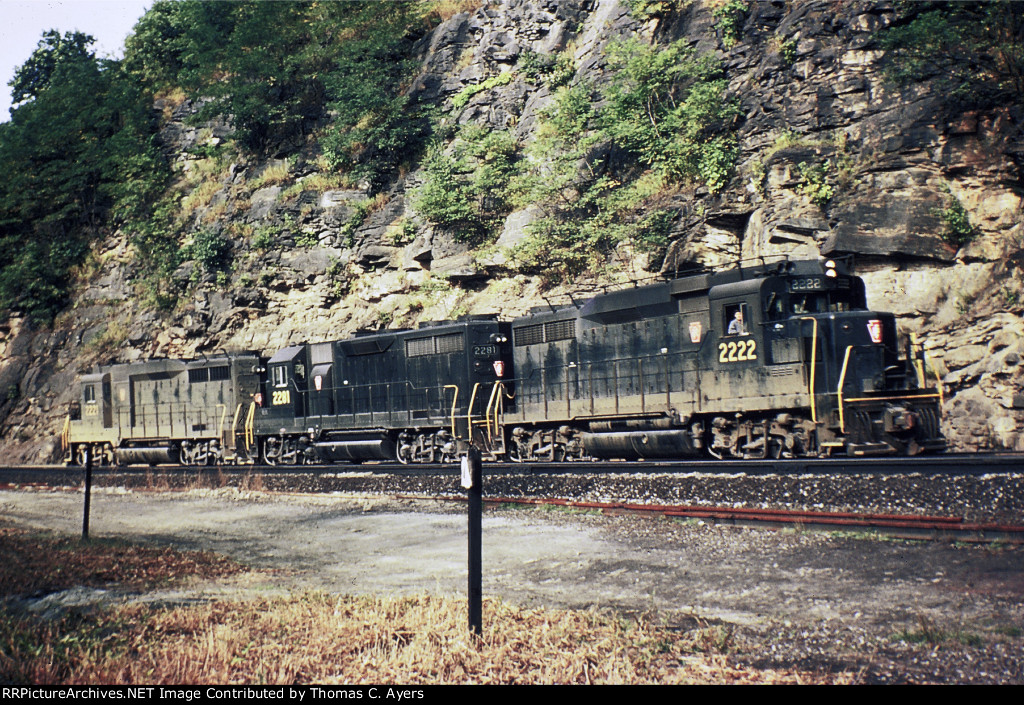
[[229, 403, 243, 459], [216, 404, 227, 440], [486, 382, 505, 441], [467, 383, 481, 441], [839, 343, 946, 433], [244, 402, 256, 452], [445, 385, 459, 438], [799, 317, 819, 423], [910, 332, 945, 404], [910, 333, 927, 388], [837, 346, 854, 432]]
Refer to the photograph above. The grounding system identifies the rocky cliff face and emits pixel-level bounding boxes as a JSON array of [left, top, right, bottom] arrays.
[[1, 0, 1022, 462]]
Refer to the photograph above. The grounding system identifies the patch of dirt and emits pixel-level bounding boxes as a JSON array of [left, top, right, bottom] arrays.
[[1, 487, 1022, 683]]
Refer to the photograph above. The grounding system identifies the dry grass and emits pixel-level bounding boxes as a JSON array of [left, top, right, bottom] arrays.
[[0, 594, 850, 685], [0, 524, 853, 685], [250, 162, 291, 190], [180, 177, 225, 216], [422, 0, 484, 23], [0, 524, 244, 597]]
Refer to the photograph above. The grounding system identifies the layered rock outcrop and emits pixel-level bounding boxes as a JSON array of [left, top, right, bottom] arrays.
[[0, 0, 1021, 461]]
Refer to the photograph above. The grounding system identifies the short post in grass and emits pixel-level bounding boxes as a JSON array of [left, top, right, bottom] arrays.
[[82, 446, 93, 540], [462, 444, 483, 635]]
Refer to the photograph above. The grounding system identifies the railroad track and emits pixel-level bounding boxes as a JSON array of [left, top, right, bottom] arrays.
[[470, 496, 1024, 544], [4, 455, 1024, 543], [5, 452, 1024, 476]]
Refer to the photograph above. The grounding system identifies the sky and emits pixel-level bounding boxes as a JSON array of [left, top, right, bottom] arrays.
[[0, 0, 152, 121]]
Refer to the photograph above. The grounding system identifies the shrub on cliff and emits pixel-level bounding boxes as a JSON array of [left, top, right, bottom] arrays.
[[879, 1, 1024, 109]]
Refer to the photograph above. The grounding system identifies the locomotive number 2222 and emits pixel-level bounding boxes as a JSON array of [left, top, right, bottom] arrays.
[[718, 339, 758, 363]]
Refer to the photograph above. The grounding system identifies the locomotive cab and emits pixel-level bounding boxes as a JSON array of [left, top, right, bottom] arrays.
[[62, 372, 115, 465], [683, 258, 944, 458], [756, 259, 943, 456]]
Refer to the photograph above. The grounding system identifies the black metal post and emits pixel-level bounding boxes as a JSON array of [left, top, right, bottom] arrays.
[[465, 445, 483, 635], [82, 447, 93, 541]]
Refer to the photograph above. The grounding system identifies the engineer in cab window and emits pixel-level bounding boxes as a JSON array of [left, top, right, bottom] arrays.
[[727, 308, 748, 335]]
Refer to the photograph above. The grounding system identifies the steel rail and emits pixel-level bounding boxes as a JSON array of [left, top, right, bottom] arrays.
[[4, 452, 1024, 476], [449, 495, 1024, 544]]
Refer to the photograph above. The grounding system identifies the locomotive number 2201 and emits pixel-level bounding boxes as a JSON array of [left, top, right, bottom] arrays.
[[272, 390, 291, 406], [718, 339, 758, 363]]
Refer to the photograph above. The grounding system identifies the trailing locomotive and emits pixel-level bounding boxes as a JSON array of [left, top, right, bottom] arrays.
[[61, 352, 261, 466], [253, 317, 510, 465], [63, 258, 945, 465], [63, 319, 512, 466]]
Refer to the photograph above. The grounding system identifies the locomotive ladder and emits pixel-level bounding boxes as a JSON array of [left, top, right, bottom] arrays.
[[458, 382, 509, 460]]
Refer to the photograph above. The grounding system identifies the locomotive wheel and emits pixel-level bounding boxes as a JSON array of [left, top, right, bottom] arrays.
[[282, 438, 301, 465], [179, 443, 195, 466], [262, 437, 281, 466]]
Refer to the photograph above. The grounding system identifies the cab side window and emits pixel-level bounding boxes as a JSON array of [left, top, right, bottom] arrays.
[[272, 365, 288, 388], [765, 292, 786, 321], [725, 304, 748, 336]]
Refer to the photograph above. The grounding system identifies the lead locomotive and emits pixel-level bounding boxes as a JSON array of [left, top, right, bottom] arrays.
[[63, 258, 945, 465]]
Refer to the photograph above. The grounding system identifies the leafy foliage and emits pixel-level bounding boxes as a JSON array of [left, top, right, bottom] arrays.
[[125, 1, 433, 175], [181, 229, 231, 273], [452, 72, 515, 111], [415, 127, 520, 243], [507, 38, 736, 283], [797, 162, 834, 208], [933, 189, 975, 248], [625, 0, 682, 21], [318, 2, 433, 182], [0, 33, 167, 322], [711, 0, 749, 49], [601, 39, 739, 188], [878, 1, 1024, 108], [8, 30, 98, 106]]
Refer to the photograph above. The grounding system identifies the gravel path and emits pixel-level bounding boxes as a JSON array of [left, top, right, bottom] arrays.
[[2, 486, 1022, 684]]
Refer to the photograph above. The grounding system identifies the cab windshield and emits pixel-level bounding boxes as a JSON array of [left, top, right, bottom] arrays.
[[789, 291, 860, 314], [764, 289, 863, 320]]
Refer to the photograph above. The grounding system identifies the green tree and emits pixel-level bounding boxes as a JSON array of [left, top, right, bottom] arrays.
[[0, 32, 166, 322], [415, 126, 520, 242], [508, 38, 739, 281], [122, 1, 199, 89], [125, 1, 432, 173], [8, 30, 97, 106], [415, 142, 482, 237], [319, 1, 430, 182]]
